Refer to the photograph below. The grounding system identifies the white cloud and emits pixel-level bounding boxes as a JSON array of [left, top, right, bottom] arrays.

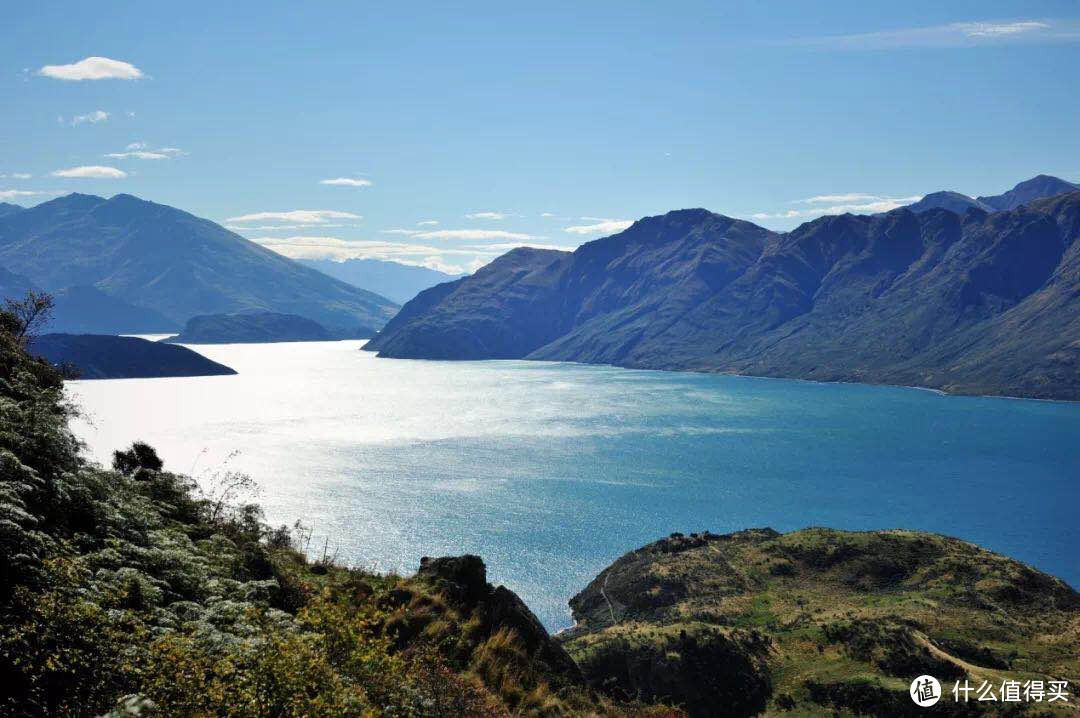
[[540, 212, 555, 218], [465, 211, 506, 220], [0, 189, 55, 201], [956, 21, 1051, 37], [795, 19, 1073, 49], [380, 228, 421, 235], [795, 193, 884, 204], [417, 220, 439, 226], [105, 145, 184, 160], [751, 194, 923, 220], [71, 110, 109, 126], [51, 165, 127, 179], [39, 56, 144, 81], [414, 229, 541, 240], [247, 235, 489, 274], [464, 242, 576, 252], [320, 177, 373, 187], [0, 173, 32, 180], [226, 209, 361, 225], [562, 218, 633, 235]]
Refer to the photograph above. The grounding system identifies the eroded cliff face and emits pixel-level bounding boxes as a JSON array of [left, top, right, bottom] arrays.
[[557, 528, 1079, 717]]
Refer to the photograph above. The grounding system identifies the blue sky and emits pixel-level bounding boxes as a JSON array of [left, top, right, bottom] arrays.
[[4, 1, 1079, 273]]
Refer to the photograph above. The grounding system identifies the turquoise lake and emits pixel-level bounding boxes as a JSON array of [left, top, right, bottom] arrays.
[[69, 339, 1079, 630]]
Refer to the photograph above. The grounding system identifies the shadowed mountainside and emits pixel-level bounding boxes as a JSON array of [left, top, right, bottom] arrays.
[[1, 269, 178, 334], [368, 187, 1080, 399], [0, 193, 399, 332]]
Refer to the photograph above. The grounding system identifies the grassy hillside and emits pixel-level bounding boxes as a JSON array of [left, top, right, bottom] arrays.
[[0, 300, 676, 717], [559, 529, 1078, 717]]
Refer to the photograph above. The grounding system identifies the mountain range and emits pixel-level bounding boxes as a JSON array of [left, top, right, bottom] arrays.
[[298, 257, 464, 304], [0, 193, 399, 333], [367, 176, 1080, 400], [905, 174, 1078, 214]]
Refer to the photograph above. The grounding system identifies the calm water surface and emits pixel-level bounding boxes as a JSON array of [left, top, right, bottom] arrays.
[[70, 340, 1079, 629]]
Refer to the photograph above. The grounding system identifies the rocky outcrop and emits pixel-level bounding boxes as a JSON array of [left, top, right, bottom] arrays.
[[417, 554, 581, 682]]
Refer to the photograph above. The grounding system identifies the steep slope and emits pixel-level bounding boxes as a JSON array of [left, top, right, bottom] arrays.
[[30, 333, 236, 379], [367, 247, 571, 359], [370, 194, 1080, 399], [300, 257, 464, 304], [559, 528, 1078, 717], [0, 203, 23, 219], [0, 194, 399, 331]]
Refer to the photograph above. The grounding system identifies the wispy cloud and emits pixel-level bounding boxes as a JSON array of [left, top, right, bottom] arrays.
[[751, 193, 923, 220], [320, 177, 373, 187], [540, 212, 556, 218], [465, 211, 506, 220], [562, 218, 633, 235], [39, 56, 144, 81], [52, 165, 127, 179], [70, 109, 109, 126], [247, 235, 493, 273], [414, 229, 541, 240], [0, 173, 32, 180], [463, 242, 576, 252], [226, 209, 361, 225], [0, 189, 56, 201], [794, 19, 1078, 50], [417, 220, 439, 226], [104, 144, 185, 160]]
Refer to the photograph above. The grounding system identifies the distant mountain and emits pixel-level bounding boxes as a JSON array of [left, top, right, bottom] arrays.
[[0, 266, 33, 298], [0, 193, 399, 331], [0, 203, 23, 219], [49, 286, 177, 334], [31, 333, 236, 379], [166, 311, 373, 344], [978, 174, 1080, 210], [299, 257, 464, 304], [368, 191, 1080, 400], [905, 191, 993, 214], [0, 270, 177, 334], [906, 174, 1078, 215]]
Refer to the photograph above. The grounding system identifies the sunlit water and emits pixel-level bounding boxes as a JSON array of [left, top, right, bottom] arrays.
[[69, 339, 1079, 630]]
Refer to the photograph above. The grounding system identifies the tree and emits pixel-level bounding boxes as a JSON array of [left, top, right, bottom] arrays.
[[4, 290, 54, 342], [112, 441, 164, 475]]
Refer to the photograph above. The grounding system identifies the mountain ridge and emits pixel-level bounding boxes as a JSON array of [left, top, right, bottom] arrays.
[[0, 193, 399, 331], [368, 182, 1080, 400]]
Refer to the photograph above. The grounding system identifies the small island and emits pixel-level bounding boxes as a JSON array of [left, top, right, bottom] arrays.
[[31, 333, 236, 379]]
